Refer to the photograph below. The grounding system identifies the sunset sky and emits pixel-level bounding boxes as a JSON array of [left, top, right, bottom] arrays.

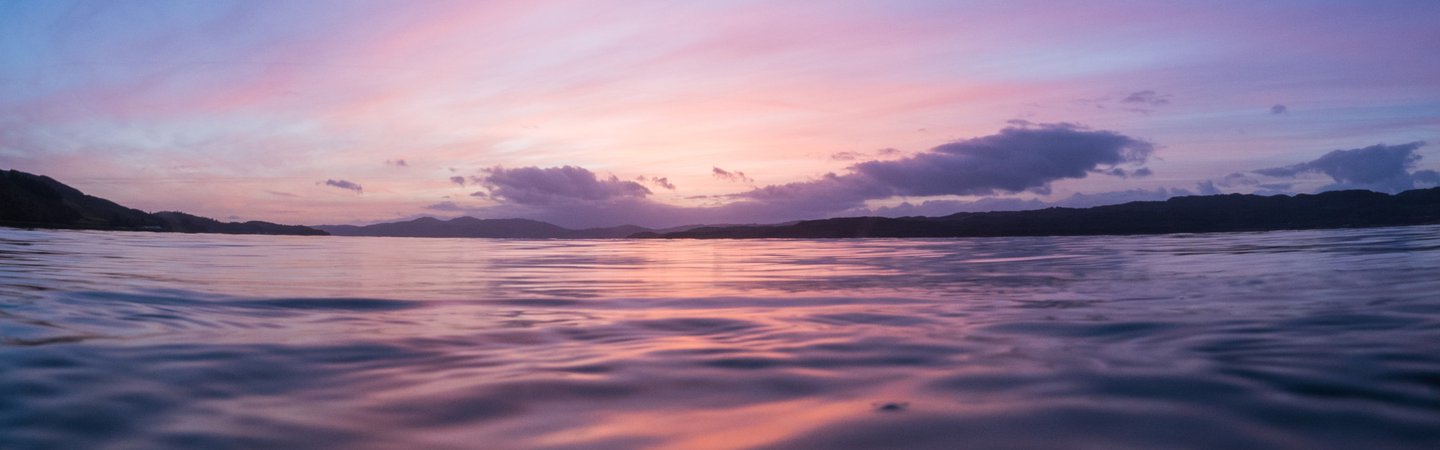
[[2, 0, 1438, 228]]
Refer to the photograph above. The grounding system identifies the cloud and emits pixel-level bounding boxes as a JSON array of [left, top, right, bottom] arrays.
[[449, 176, 467, 186], [385, 159, 408, 167], [1218, 172, 1260, 187], [734, 172, 894, 214], [636, 175, 676, 190], [425, 201, 464, 211], [845, 122, 1152, 197], [718, 122, 1150, 216], [1194, 180, 1222, 195], [832, 148, 903, 161], [322, 179, 363, 193], [1121, 90, 1171, 106], [712, 167, 754, 183], [1253, 142, 1436, 193], [1416, 170, 1440, 184], [475, 165, 651, 205], [1270, 104, 1288, 115], [423, 123, 1155, 228], [264, 190, 299, 198], [844, 183, 1217, 218]]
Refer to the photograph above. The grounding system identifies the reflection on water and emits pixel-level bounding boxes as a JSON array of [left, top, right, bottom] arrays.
[[2, 226, 1440, 449]]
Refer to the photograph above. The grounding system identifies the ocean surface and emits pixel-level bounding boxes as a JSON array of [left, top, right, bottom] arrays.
[[2, 226, 1439, 449]]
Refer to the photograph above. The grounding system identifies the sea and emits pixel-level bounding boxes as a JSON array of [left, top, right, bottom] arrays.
[[2, 225, 1439, 449]]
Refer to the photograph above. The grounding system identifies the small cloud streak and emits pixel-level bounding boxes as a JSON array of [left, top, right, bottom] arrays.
[[425, 201, 463, 211], [636, 175, 676, 190], [322, 179, 363, 193], [1121, 90, 1171, 106], [831, 148, 902, 161], [385, 159, 408, 167], [1270, 104, 1288, 115], [712, 167, 754, 183], [1219, 172, 1260, 187], [449, 176, 467, 186]]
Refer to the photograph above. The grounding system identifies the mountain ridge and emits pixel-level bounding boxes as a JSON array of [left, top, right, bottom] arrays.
[[0, 169, 327, 235], [644, 188, 1440, 239], [7, 168, 1440, 240], [315, 217, 699, 239]]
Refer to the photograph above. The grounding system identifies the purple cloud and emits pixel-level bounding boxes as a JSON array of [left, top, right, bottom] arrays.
[[322, 179, 363, 193], [1270, 104, 1288, 115], [385, 159, 408, 167], [425, 201, 464, 211], [476, 165, 651, 205], [1219, 172, 1260, 187], [831, 148, 902, 162], [722, 123, 1151, 215], [444, 123, 1156, 227], [712, 167, 754, 183], [735, 172, 894, 214], [1253, 142, 1436, 193], [849, 122, 1153, 196], [449, 176, 467, 186], [1121, 90, 1171, 106], [636, 175, 676, 190]]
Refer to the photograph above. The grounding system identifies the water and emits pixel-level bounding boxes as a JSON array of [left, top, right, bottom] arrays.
[[2, 226, 1439, 449]]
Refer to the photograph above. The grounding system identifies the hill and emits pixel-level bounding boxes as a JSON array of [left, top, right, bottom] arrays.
[[0, 169, 327, 235], [647, 188, 1440, 239], [316, 216, 654, 239]]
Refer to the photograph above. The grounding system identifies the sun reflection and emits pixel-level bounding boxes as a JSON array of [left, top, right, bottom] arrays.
[[537, 398, 867, 450]]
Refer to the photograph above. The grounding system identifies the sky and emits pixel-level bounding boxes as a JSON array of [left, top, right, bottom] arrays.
[[2, 0, 1438, 228]]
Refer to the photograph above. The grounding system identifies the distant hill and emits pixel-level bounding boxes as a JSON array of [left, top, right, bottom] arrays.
[[647, 188, 1440, 239], [316, 216, 656, 239], [12, 167, 1437, 240], [149, 211, 329, 236], [0, 169, 327, 235]]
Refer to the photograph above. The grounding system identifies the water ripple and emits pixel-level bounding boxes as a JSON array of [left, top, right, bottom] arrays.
[[2, 226, 1439, 449]]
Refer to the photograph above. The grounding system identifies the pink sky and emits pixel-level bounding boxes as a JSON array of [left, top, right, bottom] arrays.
[[2, 0, 1438, 227]]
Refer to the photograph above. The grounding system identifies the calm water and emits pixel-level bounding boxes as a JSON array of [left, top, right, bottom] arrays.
[[2, 226, 1440, 449]]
